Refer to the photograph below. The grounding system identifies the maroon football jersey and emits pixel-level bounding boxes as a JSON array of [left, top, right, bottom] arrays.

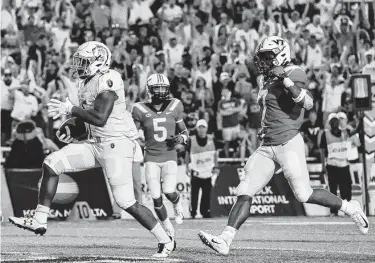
[[132, 98, 184, 163], [257, 65, 308, 146]]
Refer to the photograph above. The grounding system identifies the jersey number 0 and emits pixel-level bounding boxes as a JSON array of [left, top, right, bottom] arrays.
[[153, 118, 167, 142]]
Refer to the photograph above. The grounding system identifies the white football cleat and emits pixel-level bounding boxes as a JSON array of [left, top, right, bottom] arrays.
[[152, 239, 176, 258], [198, 231, 230, 255], [348, 200, 369, 234], [173, 202, 184, 225], [9, 216, 47, 236]]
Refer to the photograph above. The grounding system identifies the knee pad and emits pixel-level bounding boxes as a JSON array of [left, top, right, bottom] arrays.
[[112, 184, 136, 209], [164, 192, 178, 202], [153, 197, 163, 208]]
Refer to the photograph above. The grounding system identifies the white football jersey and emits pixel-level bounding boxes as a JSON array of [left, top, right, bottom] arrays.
[[77, 69, 139, 140]]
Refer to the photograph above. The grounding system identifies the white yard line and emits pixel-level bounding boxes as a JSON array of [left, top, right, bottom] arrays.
[[235, 246, 375, 256], [1, 254, 185, 262]]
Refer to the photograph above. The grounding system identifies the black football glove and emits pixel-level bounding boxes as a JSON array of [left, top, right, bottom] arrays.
[[268, 66, 288, 79], [171, 134, 185, 144]]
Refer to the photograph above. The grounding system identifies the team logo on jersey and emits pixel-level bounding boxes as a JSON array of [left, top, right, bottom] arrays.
[[166, 111, 172, 115], [107, 79, 113, 87], [146, 113, 152, 117]]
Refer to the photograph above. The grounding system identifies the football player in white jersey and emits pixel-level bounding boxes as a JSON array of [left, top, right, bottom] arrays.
[[8, 41, 175, 258]]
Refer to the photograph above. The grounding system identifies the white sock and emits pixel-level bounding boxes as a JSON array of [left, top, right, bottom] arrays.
[[162, 218, 175, 236], [340, 200, 355, 216], [219, 226, 237, 247], [34, 204, 50, 224], [150, 222, 171, 244]]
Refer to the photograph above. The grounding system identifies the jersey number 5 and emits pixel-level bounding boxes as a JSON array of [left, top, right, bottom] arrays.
[[153, 118, 167, 142]]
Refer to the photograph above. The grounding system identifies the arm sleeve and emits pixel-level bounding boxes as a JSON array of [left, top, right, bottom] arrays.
[[131, 104, 143, 124]]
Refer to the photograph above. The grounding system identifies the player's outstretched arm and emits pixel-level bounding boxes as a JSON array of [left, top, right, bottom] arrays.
[[71, 91, 118, 127]]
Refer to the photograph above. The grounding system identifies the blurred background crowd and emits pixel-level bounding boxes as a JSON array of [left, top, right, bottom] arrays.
[[1, 0, 375, 168]]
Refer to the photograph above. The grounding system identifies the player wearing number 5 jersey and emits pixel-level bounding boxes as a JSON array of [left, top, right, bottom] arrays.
[[132, 73, 189, 241], [8, 42, 176, 258], [198, 36, 369, 256]]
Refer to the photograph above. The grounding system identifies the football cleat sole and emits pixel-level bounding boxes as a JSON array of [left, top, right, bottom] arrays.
[[9, 217, 47, 236]]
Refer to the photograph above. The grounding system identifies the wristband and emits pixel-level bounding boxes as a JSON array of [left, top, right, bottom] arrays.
[[283, 77, 294, 88], [292, 88, 307, 103]]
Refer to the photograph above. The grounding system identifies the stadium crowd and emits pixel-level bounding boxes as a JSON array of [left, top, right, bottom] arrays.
[[1, 0, 375, 167]]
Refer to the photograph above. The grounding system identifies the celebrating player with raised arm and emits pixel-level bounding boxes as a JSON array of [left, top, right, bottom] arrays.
[[198, 36, 369, 255], [132, 73, 189, 242], [8, 41, 175, 258]]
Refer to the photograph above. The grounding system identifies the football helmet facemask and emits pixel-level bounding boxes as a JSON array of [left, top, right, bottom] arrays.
[[254, 36, 291, 75], [147, 73, 170, 101], [71, 41, 111, 79]]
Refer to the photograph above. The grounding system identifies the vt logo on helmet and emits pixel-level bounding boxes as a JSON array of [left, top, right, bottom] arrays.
[[147, 73, 170, 101], [254, 36, 291, 76], [71, 41, 111, 79]]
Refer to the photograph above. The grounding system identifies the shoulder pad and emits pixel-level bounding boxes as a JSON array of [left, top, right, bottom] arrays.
[[98, 70, 123, 93], [169, 98, 182, 111], [132, 102, 149, 114], [284, 65, 307, 84]]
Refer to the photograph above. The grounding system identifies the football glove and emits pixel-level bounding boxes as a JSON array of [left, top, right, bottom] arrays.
[[47, 98, 74, 120], [268, 66, 288, 79]]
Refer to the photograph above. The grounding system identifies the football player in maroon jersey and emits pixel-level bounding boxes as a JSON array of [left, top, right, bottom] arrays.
[[132, 73, 189, 243], [198, 36, 369, 256]]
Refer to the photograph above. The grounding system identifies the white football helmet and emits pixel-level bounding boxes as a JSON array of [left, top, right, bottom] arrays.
[[254, 36, 291, 74], [71, 41, 111, 79], [147, 73, 170, 100]]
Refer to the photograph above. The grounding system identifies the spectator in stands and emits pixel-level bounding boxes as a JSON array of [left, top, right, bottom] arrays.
[[320, 115, 352, 216], [1, 69, 20, 144], [91, 0, 111, 32], [213, 72, 235, 106], [164, 36, 184, 69], [217, 87, 241, 157], [321, 65, 346, 125], [10, 82, 38, 137], [186, 119, 219, 219], [303, 35, 323, 70], [361, 51, 375, 82], [5, 121, 45, 169], [306, 15, 324, 42], [301, 110, 321, 159]]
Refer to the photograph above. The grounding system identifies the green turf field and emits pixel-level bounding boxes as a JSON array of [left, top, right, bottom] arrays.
[[2, 217, 375, 263]]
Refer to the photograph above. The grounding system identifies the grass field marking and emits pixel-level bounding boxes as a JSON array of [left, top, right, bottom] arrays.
[[263, 222, 354, 225], [236, 246, 375, 256], [1, 255, 186, 263]]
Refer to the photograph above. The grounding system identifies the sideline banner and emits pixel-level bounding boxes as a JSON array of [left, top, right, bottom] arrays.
[[210, 163, 305, 217], [4, 168, 113, 220]]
